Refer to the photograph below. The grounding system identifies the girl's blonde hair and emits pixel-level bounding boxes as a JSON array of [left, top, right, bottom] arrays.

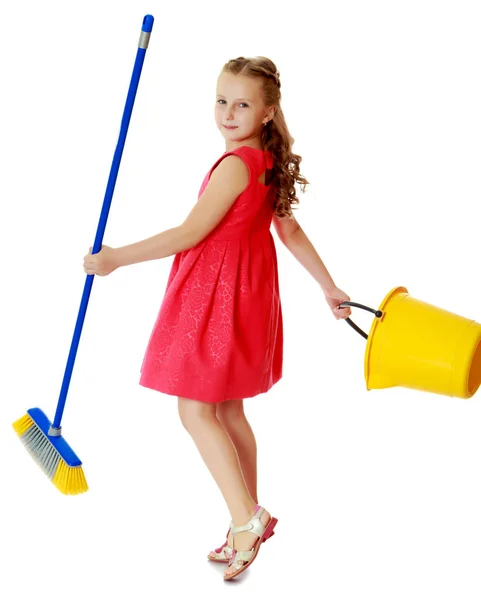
[[221, 56, 309, 220]]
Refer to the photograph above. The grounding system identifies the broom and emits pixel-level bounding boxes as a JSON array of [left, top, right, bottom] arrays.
[[12, 14, 155, 495]]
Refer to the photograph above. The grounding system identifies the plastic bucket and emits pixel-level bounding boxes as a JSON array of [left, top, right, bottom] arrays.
[[339, 286, 481, 399]]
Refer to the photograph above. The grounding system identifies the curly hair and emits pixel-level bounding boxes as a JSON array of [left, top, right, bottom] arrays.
[[221, 56, 309, 220]]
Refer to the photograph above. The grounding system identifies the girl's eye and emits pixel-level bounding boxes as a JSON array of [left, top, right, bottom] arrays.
[[217, 100, 248, 107]]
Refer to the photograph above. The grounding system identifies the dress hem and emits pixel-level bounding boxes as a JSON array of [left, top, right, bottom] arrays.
[[138, 372, 282, 404]]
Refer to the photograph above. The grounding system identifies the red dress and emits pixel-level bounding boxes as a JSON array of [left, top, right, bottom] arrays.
[[139, 145, 283, 403]]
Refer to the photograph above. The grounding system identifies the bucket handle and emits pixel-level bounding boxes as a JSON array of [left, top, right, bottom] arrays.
[[337, 302, 383, 340]]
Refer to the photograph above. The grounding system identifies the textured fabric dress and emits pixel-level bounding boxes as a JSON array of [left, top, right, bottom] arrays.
[[139, 145, 283, 403]]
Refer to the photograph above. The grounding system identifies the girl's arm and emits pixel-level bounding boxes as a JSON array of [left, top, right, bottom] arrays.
[[273, 215, 337, 295], [115, 155, 249, 267]]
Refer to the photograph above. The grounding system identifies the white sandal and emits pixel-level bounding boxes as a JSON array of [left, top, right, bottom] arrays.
[[224, 504, 278, 581]]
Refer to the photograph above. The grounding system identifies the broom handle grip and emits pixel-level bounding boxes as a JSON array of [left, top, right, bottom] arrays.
[[51, 15, 155, 432], [338, 301, 383, 340]]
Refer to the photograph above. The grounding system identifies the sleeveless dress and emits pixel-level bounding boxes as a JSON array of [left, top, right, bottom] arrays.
[[139, 145, 283, 403]]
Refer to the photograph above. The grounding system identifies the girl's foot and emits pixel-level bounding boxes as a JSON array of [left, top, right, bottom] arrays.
[[224, 506, 272, 578]]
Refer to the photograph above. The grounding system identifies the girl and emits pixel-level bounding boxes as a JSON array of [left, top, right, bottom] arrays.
[[83, 56, 352, 580]]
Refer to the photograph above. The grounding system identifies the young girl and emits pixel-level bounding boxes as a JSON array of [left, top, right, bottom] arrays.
[[83, 56, 352, 580]]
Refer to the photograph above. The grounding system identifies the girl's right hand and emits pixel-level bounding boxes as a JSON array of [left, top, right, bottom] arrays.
[[83, 245, 118, 277], [324, 286, 352, 320]]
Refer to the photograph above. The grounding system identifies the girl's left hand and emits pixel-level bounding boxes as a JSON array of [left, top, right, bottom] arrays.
[[324, 286, 352, 320], [83, 245, 118, 277]]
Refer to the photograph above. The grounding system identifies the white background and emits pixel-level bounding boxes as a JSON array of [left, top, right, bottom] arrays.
[[1, 1, 480, 598]]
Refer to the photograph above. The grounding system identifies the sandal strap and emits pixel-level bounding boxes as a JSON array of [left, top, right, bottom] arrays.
[[213, 543, 233, 558], [228, 549, 255, 569], [213, 522, 235, 557], [230, 506, 266, 538]]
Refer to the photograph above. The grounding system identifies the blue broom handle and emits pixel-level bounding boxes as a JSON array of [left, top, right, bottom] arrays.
[[51, 15, 154, 431]]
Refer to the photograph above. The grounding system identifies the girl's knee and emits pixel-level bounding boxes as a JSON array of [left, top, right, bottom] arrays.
[[178, 396, 216, 429], [216, 398, 245, 424]]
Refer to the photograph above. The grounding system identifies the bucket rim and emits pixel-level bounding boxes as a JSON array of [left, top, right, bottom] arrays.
[[364, 285, 409, 387]]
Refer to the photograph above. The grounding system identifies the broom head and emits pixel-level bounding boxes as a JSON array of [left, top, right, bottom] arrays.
[[12, 408, 88, 495]]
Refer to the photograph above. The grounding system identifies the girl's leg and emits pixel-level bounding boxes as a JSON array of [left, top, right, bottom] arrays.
[[207, 399, 259, 562], [215, 399, 258, 504], [206, 398, 259, 559], [178, 396, 270, 576]]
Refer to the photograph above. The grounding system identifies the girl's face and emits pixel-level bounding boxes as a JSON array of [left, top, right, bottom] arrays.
[[215, 72, 272, 143]]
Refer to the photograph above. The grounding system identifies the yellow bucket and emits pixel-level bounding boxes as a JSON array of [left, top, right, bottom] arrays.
[[340, 286, 481, 399]]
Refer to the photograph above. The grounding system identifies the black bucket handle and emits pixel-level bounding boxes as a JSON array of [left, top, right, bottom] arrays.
[[338, 302, 384, 340]]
